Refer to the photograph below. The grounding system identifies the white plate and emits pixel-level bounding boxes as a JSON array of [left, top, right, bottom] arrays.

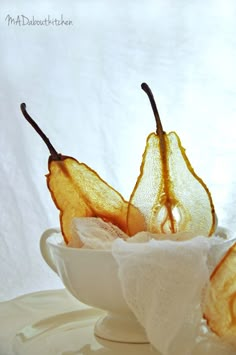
[[1, 289, 235, 355], [0, 289, 159, 355]]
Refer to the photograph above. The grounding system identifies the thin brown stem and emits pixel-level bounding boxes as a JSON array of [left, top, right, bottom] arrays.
[[20, 103, 61, 160], [141, 83, 164, 135]]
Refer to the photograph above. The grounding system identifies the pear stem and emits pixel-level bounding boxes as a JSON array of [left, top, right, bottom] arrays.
[[20, 103, 61, 161], [141, 83, 164, 135]]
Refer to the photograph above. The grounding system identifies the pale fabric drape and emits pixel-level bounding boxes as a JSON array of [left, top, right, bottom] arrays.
[[1, 0, 236, 301]]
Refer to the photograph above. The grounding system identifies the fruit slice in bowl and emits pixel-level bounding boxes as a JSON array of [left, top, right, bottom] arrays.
[[204, 242, 236, 344], [20, 103, 144, 245], [128, 83, 216, 237]]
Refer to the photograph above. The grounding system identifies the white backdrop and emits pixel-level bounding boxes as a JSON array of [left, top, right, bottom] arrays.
[[1, 0, 236, 301]]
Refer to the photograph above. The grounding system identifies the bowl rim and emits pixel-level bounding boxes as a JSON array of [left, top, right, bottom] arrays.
[[44, 228, 114, 254]]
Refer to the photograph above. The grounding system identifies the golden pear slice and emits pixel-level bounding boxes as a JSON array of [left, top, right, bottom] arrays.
[[127, 83, 216, 236], [204, 243, 236, 340], [21, 103, 143, 244], [47, 157, 142, 244]]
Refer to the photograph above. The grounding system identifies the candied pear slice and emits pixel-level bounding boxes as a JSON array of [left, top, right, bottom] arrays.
[[20, 103, 143, 244], [47, 158, 131, 244], [204, 243, 236, 339], [127, 83, 216, 236]]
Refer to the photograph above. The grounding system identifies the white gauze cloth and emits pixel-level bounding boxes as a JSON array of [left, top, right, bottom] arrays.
[[111, 236, 229, 355]]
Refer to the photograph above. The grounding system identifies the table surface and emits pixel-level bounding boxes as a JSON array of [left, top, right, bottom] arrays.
[[1, 288, 236, 355]]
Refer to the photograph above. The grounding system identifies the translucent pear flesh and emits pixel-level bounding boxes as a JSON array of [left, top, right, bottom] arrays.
[[128, 84, 216, 236]]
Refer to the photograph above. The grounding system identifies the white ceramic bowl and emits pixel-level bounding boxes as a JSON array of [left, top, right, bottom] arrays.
[[40, 228, 148, 344]]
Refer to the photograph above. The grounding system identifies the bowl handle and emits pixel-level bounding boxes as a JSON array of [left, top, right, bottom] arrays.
[[40, 228, 60, 274]]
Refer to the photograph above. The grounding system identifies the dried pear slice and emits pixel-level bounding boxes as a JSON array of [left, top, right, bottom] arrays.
[[127, 83, 216, 236], [48, 158, 131, 244], [204, 243, 236, 340], [21, 103, 143, 244]]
